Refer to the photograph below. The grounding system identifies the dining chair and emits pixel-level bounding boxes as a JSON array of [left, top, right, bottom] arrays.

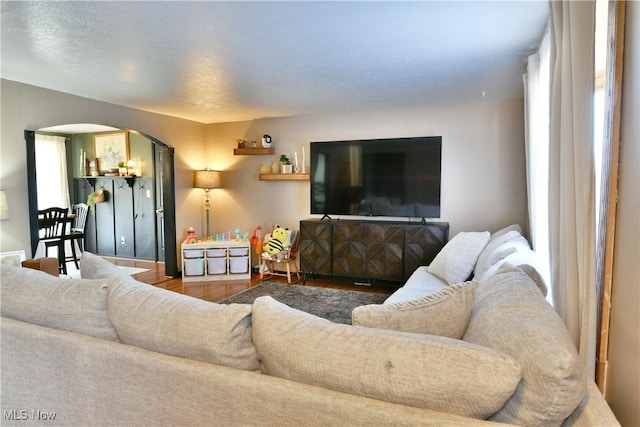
[[38, 207, 69, 275], [64, 203, 89, 269]]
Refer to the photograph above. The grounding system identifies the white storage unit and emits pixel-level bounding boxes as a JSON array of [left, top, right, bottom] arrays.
[[181, 240, 251, 282]]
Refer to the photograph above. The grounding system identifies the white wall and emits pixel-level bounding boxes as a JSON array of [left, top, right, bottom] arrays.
[[605, 2, 640, 425], [204, 99, 528, 239], [0, 79, 205, 258]]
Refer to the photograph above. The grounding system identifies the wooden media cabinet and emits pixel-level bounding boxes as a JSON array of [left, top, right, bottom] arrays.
[[299, 219, 449, 286]]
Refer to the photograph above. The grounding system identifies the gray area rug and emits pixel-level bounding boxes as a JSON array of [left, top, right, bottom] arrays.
[[220, 282, 389, 324]]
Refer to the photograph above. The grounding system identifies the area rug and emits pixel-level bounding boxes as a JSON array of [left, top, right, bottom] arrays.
[[220, 282, 389, 324]]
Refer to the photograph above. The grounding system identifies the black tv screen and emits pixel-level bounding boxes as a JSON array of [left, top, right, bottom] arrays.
[[310, 136, 441, 218]]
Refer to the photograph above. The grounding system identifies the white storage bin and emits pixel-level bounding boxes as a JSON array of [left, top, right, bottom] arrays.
[[206, 248, 226, 257], [229, 247, 249, 257], [184, 259, 205, 276], [183, 249, 204, 259], [229, 256, 249, 273], [207, 258, 226, 274]]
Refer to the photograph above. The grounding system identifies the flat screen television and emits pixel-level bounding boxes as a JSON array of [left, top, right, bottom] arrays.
[[310, 136, 441, 218]]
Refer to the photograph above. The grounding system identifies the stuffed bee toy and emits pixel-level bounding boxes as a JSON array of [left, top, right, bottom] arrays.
[[263, 226, 289, 258]]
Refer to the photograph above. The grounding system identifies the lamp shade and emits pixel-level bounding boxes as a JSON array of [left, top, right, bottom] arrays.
[[0, 190, 9, 220], [194, 170, 222, 189]]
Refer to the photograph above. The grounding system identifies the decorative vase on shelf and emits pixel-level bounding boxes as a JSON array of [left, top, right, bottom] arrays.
[[270, 160, 280, 174], [281, 164, 293, 174]]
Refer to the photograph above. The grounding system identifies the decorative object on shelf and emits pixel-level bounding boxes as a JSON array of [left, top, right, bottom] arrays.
[[0, 190, 10, 221], [79, 148, 87, 176], [183, 227, 199, 244], [270, 159, 280, 174], [194, 168, 222, 238], [86, 157, 99, 177], [87, 188, 106, 216], [236, 138, 247, 148], [117, 161, 127, 176], [301, 146, 307, 173], [94, 132, 129, 172], [127, 159, 137, 176], [260, 164, 271, 174], [262, 134, 272, 148], [279, 154, 292, 174], [251, 140, 257, 148]]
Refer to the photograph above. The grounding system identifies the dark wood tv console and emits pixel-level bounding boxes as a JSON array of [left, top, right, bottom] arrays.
[[299, 219, 449, 286]]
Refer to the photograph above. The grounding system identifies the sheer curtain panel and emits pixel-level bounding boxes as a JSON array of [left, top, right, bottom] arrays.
[[548, 0, 598, 377]]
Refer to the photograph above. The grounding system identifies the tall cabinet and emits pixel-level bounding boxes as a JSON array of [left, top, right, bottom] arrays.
[[299, 219, 449, 285]]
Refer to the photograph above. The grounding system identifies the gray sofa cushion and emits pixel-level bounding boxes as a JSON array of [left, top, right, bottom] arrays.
[[252, 296, 522, 419], [463, 263, 586, 426], [108, 279, 259, 372], [0, 264, 119, 341], [352, 281, 478, 338], [428, 231, 490, 285], [80, 251, 133, 281], [473, 230, 529, 279]]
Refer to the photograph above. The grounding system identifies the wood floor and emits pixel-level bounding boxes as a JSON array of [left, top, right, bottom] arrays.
[[105, 257, 393, 303]]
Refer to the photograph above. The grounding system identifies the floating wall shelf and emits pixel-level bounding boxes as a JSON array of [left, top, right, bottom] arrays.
[[259, 173, 309, 181], [80, 176, 139, 189], [234, 147, 274, 155]]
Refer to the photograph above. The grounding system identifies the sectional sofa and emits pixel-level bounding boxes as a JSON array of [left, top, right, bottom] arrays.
[[0, 226, 619, 426]]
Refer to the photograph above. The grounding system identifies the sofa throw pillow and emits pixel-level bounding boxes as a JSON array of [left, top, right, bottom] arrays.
[[80, 251, 133, 281], [108, 279, 259, 372], [0, 264, 119, 341], [252, 296, 521, 420], [481, 249, 548, 296], [473, 232, 530, 279], [353, 281, 478, 339], [427, 231, 490, 285], [489, 224, 523, 241], [463, 264, 586, 426]]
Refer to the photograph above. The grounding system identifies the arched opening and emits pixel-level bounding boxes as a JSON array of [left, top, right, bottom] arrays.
[[25, 125, 178, 277]]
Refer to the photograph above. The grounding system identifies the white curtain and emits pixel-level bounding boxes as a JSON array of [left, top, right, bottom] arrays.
[[35, 134, 70, 210], [523, 27, 552, 304], [548, 0, 598, 377]]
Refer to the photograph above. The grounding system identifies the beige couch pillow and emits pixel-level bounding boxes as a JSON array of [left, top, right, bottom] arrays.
[[352, 281, 478, 338], [0, 264, 119, 341], [427, 231, 490, 285], [108, 279, 259, 372], [252, 296, 521, 419], [80, 251, 133, 281], [463, 264, 586, 426], [473, 231, 530, 279]]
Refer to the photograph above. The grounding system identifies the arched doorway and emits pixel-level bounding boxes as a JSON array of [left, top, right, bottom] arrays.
[[25, 125, 178, 277]]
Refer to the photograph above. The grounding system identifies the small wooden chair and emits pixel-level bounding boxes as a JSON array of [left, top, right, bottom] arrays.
[[38, 207, 69, 275], [64, 203, 89, 269], [259, 229, 301, 284]]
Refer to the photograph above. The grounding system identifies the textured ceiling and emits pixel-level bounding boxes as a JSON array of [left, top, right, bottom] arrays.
[[1, 1, 549, 124]]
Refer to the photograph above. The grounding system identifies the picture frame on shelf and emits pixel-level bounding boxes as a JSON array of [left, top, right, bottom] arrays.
[[94, 132, 129, 172], [86, 157, 99, 177]]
